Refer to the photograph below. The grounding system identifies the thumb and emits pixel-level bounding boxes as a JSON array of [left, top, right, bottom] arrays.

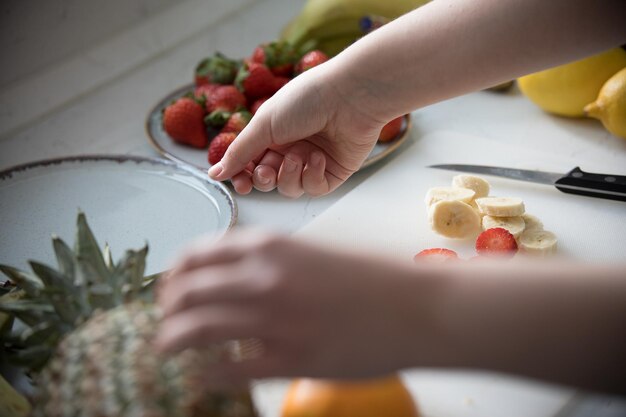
[[208, 112, 273, 181]]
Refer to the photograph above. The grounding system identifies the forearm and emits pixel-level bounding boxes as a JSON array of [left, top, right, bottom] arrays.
[[419, 262, 626, 394], [328, 0, 626, 120]]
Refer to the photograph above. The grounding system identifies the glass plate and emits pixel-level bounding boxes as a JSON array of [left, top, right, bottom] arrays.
[[0, 155, 236, 275]]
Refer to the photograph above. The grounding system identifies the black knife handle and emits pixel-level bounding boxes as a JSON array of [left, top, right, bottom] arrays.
[[555, 167, 626, 202]]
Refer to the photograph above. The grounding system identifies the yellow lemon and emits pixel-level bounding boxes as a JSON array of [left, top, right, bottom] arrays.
[[518, 48, 626, 117], [584, 67, 626, 139]]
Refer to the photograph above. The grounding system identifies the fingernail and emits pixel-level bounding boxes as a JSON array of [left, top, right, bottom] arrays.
[[310, 152, 322, 167], [257, 172, 271, 185], [208, 163, 223, 178], [283, 157, 298, 173]]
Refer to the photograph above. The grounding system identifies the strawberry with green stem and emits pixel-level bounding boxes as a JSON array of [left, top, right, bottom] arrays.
[[194, 52, 240, 86], [163, 97, 208, 148], [251, 41, 298, 78]]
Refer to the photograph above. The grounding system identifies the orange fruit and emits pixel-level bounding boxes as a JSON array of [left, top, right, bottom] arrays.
[[280, 374, 420, 417]]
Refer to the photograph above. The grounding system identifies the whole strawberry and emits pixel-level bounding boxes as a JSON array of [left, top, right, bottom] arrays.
[[251, 41, 297, 78], [195, 52, 240, 86], [378, 116, 403, 142], [295, 50, 329, 75], [250, 97, 270, 114], [163, 97, 208, 148], [235, 62, 280, 100], [205, 85, 247, 126], [222, 111, 253, 134], [194, 84, 218, 101], [208, 132, 237, 165]]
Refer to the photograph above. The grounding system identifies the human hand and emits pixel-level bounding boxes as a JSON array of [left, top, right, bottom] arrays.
[[208, 62, 391, 198], [156, 229, 443, 383]]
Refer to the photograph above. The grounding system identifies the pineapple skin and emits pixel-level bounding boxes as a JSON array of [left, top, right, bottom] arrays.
[[33, 303, 257, 417]]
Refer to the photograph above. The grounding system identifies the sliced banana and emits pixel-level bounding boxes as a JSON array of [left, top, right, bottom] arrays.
[[429, 200, 482, 239], [475, 197, 525, 217], [452, 174, 490, 199], [519, 230, 558, 256], [482, 215, 526, 238], [521, 213, 544, 232], [425, 187, 475, 207]]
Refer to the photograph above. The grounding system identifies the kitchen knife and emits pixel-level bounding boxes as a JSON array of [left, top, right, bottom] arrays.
[[428, 164, 626, 202]]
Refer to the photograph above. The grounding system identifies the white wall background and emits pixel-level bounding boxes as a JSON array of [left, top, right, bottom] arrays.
[[0, 0, 178, 88]]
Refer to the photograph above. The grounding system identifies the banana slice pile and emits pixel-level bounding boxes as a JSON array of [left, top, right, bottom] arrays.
[[426, 174, 558, 256]]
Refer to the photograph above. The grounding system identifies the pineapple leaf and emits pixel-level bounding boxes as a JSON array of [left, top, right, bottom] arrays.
[[0, 300, 55, 314], [29, 262, 83, 325], [103, 242, 114, 269], [7, 345, 52, 372], [20, 321, 63, 348], [0, 264, 43, 298], [0, 289, 25, 337], [52, 235, 76, 282], [88, 283, 116, 310], [115, 244, 148, 300], [75, 211, 112, 285]]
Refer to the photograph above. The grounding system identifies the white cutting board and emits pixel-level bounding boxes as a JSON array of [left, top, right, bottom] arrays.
[[265, 131, 626, 417], [297, 131, 626, 261]]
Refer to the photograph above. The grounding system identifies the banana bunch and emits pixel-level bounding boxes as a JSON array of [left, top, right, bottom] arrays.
[[281, 0, 430, 56]]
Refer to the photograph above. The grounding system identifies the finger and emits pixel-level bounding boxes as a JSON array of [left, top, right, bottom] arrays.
[[160, 267, 251, 317], [252, 165, 277, 192], [156, 305, 261, 353], [208, 112, 272, 181], [276, 153, 304, 199], [252, 150, 283, 192], [302, 151, 330, 197], [232, 172, 253, 194], [201, 355, 286, 386]]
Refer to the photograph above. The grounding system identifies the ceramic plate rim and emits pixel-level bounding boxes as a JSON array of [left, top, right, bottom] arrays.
[[145, 84, 411, 171]]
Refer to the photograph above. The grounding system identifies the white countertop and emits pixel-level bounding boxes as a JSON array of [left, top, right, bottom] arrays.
[[1, 0, 625, 416]]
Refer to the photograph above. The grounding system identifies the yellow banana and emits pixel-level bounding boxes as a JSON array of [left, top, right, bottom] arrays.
[[284, 0, 430, 55]]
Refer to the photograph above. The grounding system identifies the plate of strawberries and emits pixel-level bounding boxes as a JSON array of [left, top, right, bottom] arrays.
[[146, 41, 410, 172]]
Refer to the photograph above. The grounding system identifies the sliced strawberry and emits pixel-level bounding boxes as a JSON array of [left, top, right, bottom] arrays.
[[413, 248, 459, 263], [208, 132, 237, 165], [475, 228, 518, 257], [379, 117, 403, 142], [163, 97, 208, 149]]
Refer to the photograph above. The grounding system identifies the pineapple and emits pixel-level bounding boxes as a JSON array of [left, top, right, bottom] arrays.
[[0, 213, 257, 417]]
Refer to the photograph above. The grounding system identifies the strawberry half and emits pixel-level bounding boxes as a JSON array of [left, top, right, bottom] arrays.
[[475, 228, 518, 257], [413, 248, 459, 263], [208, 132, 237, 165], [379, 116, 403, 142], [163, 97, 208, 149], [295, 50, 329, 75]]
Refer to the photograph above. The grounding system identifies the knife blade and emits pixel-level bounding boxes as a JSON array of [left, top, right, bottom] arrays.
[[428, 164, 626, 202]]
